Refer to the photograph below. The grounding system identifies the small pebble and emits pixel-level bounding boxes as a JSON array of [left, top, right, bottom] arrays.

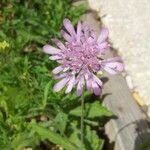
[[40, 115, 48, 122], [132, 91, 145, 106], [22, 148, 32, 150], [125, 75, 133, 90]]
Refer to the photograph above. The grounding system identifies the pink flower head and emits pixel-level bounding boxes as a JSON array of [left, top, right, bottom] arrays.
[[43, 18, 123, 96]]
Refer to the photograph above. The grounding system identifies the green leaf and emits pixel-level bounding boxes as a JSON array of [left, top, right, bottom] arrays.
[[69, 129, 83, 149], [52, 112, 68, 135], [85, 126, 104, 150], [69, 122, 104, 150], [42, 81, 51, 108], [69, 101, 113, 118], [11, 131, 40, 150], [30, 121, 78, 150]]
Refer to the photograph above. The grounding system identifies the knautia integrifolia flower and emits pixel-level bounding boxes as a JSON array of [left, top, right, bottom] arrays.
[[43, 19, 123, 96]]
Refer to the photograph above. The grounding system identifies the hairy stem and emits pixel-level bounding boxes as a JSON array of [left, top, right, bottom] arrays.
[[81, 94, 84, 149]]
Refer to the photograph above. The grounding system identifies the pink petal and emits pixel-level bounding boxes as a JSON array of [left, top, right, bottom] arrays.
[[65, 76, 75, 93], [77, 21, 81, 41], [61, 30, 73, 42], [101, 57, 124, 75], [76, 76, 85, 96], [98, 42, 109, 51], [54, 73, 67, 79], [104, 63, 123, 74], [63, 18, 76, 38], [84, 73, 92, 91], [92, 81, 101, 95], [76, 84, 83, 96], [53, 78, 69, 92], [49, 55, 61, 60], [51, 38, 66, 50], [97, 28, 109, 44], [52, 66, 63, 74], [92, 74, 103, 87], [87, 37, 95, 43], [86, 79, 92, 91], [43, 45, 60, 54]]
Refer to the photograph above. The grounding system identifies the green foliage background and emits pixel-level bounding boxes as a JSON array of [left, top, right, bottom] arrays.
[[0, 0, 112, 149]]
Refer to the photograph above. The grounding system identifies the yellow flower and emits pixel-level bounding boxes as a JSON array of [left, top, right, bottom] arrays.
[[0, 41, 10, 50]]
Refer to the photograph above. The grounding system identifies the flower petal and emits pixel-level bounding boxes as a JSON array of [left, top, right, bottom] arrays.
[[43, 45, 60, 54], [86, 79, 92, 91], [52, 66, 63, 74], [61, 30, 73, 42], [92, 74, 103, 87], [92, 81, 101, 95], [84, 73, 92, 91], [53, 77, 69, 92], [76, 76, 85, 96], [77, 21, 81, 42], [101, 57, 124, 74], [54, 73, 67, 79], [51, 38, 66, 50], [63, 18, 76, 37], [49, 55, 61, 60], [87, 37, 95, 43], [76, 84, 83, 96], [84, 70, 93, 90], [97, 28, 109, 44], [98, 42, 109, 51], [65, 75, 75, 93]]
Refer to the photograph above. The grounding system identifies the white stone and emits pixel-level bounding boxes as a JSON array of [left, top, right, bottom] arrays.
[[88, 0, 150, 107], [125, 75, 134, 90]]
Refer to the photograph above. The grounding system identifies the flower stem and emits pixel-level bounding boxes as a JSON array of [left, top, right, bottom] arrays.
[[81, 94, 84, 149]]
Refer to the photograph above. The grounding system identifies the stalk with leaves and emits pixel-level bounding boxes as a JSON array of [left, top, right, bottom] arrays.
[[43, 18, 123, 148]]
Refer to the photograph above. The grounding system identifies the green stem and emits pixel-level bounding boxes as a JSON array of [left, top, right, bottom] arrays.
[[81, 94, 84, 149]]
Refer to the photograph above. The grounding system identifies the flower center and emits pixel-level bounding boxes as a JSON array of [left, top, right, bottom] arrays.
[[62, 42, 100, 73]]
